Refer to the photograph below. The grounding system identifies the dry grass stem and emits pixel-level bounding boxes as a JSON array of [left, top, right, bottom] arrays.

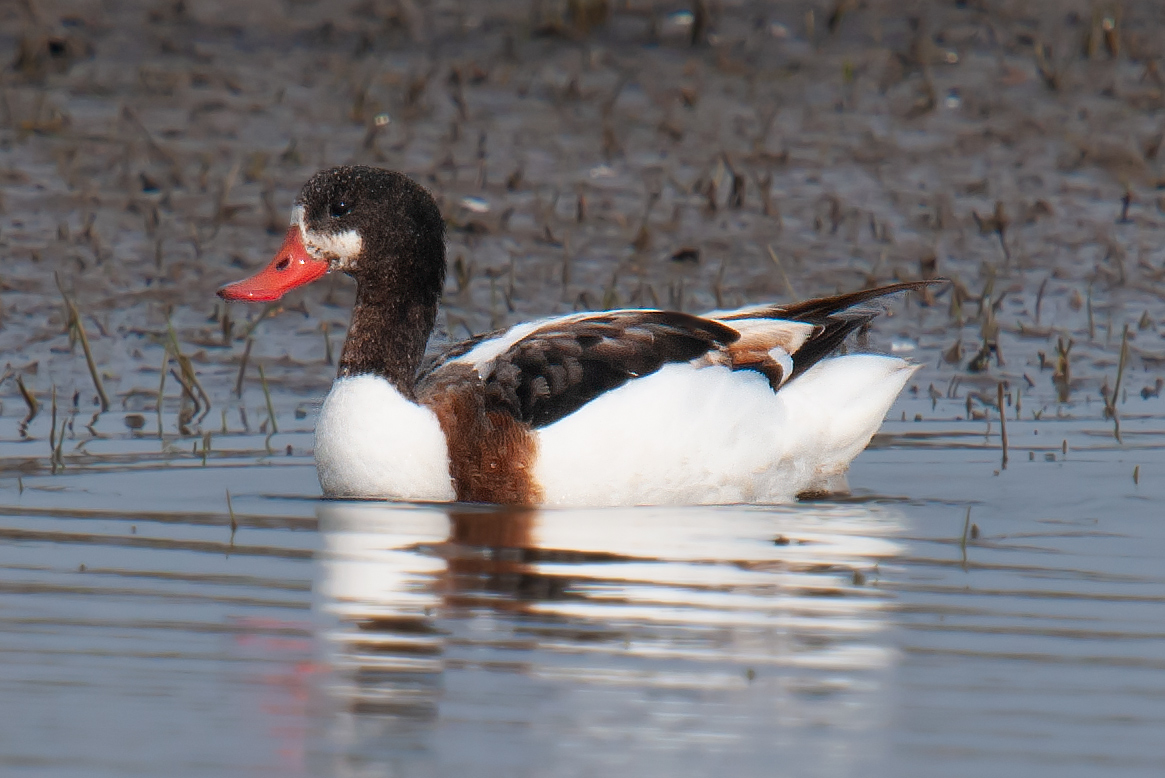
[[258, 364, 278, 434], [55, 274, 110, 412], [16, 375, 38, 420], [766, 245, 798, 298], [235, 338, 253, 398], [997, 382, 1008, 469]]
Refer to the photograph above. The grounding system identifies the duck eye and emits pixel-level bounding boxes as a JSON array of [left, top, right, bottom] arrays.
[[330, 200, 351, 218]]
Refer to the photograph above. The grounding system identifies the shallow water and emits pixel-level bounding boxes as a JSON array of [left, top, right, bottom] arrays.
[[2, 400, 1163, 777]]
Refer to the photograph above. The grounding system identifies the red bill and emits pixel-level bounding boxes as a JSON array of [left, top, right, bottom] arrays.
[[217, 227, 329, 302]]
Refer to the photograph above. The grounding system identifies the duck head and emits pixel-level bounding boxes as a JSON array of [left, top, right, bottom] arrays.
[[217, 166, 446, 303]]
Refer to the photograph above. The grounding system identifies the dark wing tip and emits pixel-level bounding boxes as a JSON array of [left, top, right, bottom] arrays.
[[776, 279, 948, 322], [778, 280, 946, 379]]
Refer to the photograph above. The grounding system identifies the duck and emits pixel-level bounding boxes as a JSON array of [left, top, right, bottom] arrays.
[[219, 166, 940, 507]]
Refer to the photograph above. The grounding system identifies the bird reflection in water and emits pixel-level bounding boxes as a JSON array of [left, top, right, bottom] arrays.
[[312, 501, 903, 776]]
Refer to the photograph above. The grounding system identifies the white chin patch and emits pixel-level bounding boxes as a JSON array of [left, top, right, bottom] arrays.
[[291, 204, 362, 270]]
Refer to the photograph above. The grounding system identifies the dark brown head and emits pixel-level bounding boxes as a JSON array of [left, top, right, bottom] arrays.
[[218, 166, 446, 305]]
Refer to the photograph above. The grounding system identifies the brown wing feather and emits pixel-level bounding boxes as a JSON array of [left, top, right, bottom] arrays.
[[419, 280, 945, 430], [419, 311, 740, 429], [489, 311, 740, 427]]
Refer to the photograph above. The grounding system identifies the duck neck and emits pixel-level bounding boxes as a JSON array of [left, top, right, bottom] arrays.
[[338, 277, 439, 400]]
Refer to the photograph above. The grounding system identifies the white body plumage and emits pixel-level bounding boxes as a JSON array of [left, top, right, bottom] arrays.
[[315, 354, 915, 507]]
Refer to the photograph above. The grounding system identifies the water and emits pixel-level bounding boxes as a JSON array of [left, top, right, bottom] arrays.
[[1, 404, 1162, 777]]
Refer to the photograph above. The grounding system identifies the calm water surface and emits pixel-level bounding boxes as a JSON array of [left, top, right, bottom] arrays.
[[1, 398, 1162, 778]]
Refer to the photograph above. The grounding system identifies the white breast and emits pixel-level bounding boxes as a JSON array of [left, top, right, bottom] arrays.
[[314, 375, 455, 502]]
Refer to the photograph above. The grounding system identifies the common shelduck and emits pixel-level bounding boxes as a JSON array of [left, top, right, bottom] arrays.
[[219, 166, 941, 507]]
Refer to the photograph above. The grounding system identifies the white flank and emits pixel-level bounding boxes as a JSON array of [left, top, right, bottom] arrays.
[[291, 204, 364, 269], [315, 375, 455, 502], [533, 355, 917, 507]]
